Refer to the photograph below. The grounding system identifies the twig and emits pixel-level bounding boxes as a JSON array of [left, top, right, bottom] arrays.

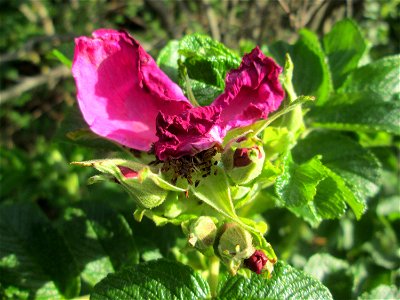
[[346, 0, 353, 18], [30, 0, 55, 35], [0, 66, 71, 105], [0, 34, 74, 63], [202, 0, 221, 41]]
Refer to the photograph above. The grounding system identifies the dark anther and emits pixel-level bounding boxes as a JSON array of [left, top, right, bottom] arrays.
[[159, 146, 220, 185]]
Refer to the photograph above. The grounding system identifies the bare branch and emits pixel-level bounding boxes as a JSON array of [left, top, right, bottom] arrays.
[[202, 0, 221, 41], [0, 66, 71, 105]]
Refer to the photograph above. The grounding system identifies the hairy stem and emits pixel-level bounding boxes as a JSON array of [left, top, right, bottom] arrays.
[[208, 256, 220, 298]]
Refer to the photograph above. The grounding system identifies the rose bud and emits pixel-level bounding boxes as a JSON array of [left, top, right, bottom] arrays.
[[187, 216, 217, 256], [215, 222, 255, 275], [244, 250, 268, 274], [72, 158, 185, 209], [222, 138, 265, 184]]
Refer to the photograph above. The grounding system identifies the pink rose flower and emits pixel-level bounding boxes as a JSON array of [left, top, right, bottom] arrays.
[[72, 29, 284, 161]]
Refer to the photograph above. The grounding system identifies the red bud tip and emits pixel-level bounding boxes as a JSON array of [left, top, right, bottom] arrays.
[[244, 250, 268, 274], [118, 166, 138, 178]]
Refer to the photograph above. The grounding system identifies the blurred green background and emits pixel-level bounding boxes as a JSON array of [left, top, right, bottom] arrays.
[[0, 0, 399, 299]]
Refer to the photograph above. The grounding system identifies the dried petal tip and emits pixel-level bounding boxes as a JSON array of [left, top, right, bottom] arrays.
[[244, 250, 268, 274]]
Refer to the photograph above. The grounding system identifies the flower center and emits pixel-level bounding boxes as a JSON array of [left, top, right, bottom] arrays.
[[152, 146, 221, 185]]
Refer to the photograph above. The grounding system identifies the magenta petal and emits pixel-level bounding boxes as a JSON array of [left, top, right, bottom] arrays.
[[72, 29, 192, 151], [212, 47, 285, 131], [154, 106, 223, 160]]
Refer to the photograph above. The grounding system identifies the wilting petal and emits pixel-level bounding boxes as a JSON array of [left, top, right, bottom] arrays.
[[154, 106, 223, 160], [212, 47, 284, 131], [72, 29, 191, 151]]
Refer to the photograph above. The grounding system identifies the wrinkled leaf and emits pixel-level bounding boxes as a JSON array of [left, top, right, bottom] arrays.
[[292, 131, 381, 205], [0, 203, 80, 299], [91, 259, 210, 299], [58, 202, 139, 288], [339, 55, 400, 100], [157, 40, 180, 83], [308, 92, 400, 135], [218, 261, 332, 300]]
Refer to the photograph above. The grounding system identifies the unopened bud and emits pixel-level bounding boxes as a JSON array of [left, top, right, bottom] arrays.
[[187, 216, 217, 255], [72, 159, 185, 210], [215, 222, 255, 274], [222, 139, 265, 184]]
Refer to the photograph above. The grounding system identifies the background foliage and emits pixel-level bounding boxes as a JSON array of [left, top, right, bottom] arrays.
[[0, 0, 399, 299]]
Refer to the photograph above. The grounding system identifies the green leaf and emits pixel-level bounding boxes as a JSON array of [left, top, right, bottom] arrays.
[[308, 92, 400, 135], [157, 40, 180, 83], [309, 55, 400, 135], [218, 261, 332, 300], [91, 259, 210, 299], [276, 155, 326, 207], [178, 34, 240, 105], [314, 167, 358, 219], [0, 203, 80, 299], [377, 196, 400, 221], [292, 131, 382, 201], [51, 49, 72, 68], [359, 285, 400, 300], [275, 151, 366, 226], [323, 19, 367, 88], [339, 55, 400, 99], [186, 78, 223, 106], [291, 30, 332, 104], [179, 34, 240, 85], [58, 202, 139, 288], [304, 254, 353, 300]]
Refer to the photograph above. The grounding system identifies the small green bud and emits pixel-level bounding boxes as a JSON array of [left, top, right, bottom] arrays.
[[187, 216, 217, 256], [215, 222, 255, 275], [222, 138, 265, 184]]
